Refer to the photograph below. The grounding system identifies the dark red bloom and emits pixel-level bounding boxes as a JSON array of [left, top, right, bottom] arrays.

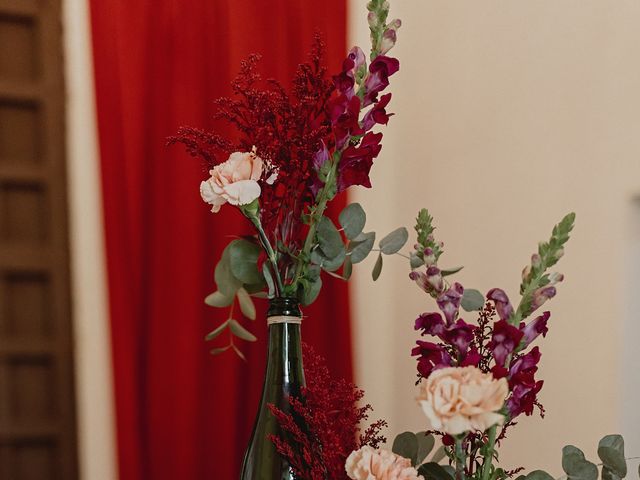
[[415, 312, 446, 337], [412, 341, 452, 378], [330, 95, 364, 150], [507, 347, 544, 418], [460, 347, 482, 367], [486, 288, 514, 322], [443, 319, 476, 355], [364, 55, 400, 106], [437, 282, 464, 324], [337, 132, 382, 192], [488, 319, 524, 367], [362, 93, 393, 131], [520, 311, 550, 346]]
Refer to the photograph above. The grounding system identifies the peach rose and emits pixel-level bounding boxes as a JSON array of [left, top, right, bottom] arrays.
[[345, 446, 423, 480], [417, 366, 508, 435], [200, 149, 264, 212]]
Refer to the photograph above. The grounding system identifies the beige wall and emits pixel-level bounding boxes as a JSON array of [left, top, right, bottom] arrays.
[[350, 0, 640, 473]]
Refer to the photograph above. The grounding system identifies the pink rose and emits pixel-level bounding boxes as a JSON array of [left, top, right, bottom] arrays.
[[200, 150, 264, 212], [345, 447, 423, 480], [417, 366, 508, 435]]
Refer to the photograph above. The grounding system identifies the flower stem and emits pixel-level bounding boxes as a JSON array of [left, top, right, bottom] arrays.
[[247, 214, 285, 297], [481, 426, 497, 480], [455, 438, 466, 480]]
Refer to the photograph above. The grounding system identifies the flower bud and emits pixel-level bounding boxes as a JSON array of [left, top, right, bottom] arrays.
[[423, 247, 436, 266], [521, 264, 532, 281], [426, 266, 444, 292], [531, 286, 556, 311], [531, 253, 542, 269], [380, 29, 397, 55], [367, 11, 378, 28], [554, 248, 565, 260], [548, 272, 564, 285], [387, 18, 402, 30]]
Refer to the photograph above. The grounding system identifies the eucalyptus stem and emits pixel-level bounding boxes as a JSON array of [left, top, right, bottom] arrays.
[[455, 438, 466, 480], [246, 213, 285, 297], [481, 426, 497, 480]]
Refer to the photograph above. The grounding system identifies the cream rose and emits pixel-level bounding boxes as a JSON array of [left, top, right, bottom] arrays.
[[345, 446, 423, 480], [200, 149, 264, 212], [417, 366, 508, 435]]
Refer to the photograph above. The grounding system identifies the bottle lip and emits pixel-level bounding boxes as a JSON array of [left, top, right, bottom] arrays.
[[267, 296, 302, 318]]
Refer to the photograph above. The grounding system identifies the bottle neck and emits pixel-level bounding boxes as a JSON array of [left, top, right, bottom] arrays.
[[264, 297, 305, 389]]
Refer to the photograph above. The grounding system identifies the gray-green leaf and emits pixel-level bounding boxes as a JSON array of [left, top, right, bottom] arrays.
[[229, 239, 263, 285], [392, 432, 419, 466], [205, 320, 229, 341], [379, 227, 409, 255], [562, 445, 599, 480], [215, 247, 242, 296], [461, 289, 485, 312], [204, 291, 234, 308], [343, 256, 353, 280], [302, 275, 322, 306], [372, 253, 383, 281], [415, 432, 435, 465], [598, 435, 627, 478], [430, 445, 447, 463], [263, 264, 275, 298], [526, 471, 555, 480], [410, 252, 425, 269], [418, 462, 454, 480], [236, 288, 256, 321], [339, 203, 367, 240], [349, 231, 376, 264], [441, 266, 464, 277], [317, 216, 344, 259], [228, 319, 257, 342], [210, 345, 231, 355]]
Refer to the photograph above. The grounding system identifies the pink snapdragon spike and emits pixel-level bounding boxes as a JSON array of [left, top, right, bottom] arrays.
[[520, 311, 550, 345], [488, 320, 524, 367], [436, 282, 464, 324], [506, 347, 544, 417], [486, 288, 514, 321], [412, 341, 452, 378], [364, 56, 400, 106], [337, 132, 383, 192], [531, 285, 556, 311], [362, 92, 393, 131]]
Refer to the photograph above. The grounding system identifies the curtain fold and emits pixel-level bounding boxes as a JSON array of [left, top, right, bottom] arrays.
[[89, 1, 350, 478]]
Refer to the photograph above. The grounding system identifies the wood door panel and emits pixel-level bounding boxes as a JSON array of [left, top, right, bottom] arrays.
[[0, 0, 77, 478]]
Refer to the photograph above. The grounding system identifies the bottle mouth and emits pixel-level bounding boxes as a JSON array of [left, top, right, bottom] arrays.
[[267, 297, 302, 318]]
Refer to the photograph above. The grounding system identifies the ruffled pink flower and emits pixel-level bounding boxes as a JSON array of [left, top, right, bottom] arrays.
[[346, 447, 423, 480]]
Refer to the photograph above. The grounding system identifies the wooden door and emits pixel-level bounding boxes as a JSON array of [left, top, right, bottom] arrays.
[[0, 0, 78, 478]]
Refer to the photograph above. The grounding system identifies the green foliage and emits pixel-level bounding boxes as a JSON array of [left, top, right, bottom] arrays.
[[418, 462, 454, 480], [392, 432, 419, 466], [214, 244, 242, 297], [416, 432, 436, 465], [228, 319, 257, 342], [229, 239, 263, 285], [204, 291, 234, 308], [317, 216, 344, 259], [236, 288, 256, 321], [562, 445, 599, 480], [461, 288, 485, 312], [524, 471, 555, 480], [598, 435, 627, 480], [205, 320, 229, 341], [339, 203, 367, 240], [262, 263, 275, 298], [379, 227, 409, 255], [349, 231, 376, 264], [413, 208, 443, 266], [372, 253, 383, 281]]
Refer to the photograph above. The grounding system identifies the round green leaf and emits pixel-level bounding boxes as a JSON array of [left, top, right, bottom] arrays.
[[236, 288, 256, 321], [372, 253, 383, 281], [410, 252, 425, 269], [229, 239, 263, 285], [317, 216, 344, 259], [214, 247, 241, 296], [210, 345, 231, 355], [562, 445, 599, 480], [228, 319, 257, 342], [392, 432, 419, 465], [342, 256, 353, 280], [418, 462, 454, 480], [339, 203, 367, 240], [379, 227, 409, 255], [204, 291, 234, 308], [415, 432, 435, 465], [526, 471, 555, 480], [598, 435, 627, 478], [349, 231, 376, 264], [430, 445, 447, 463], [302, 275, 322, 306], [461, 288, 485, 312]]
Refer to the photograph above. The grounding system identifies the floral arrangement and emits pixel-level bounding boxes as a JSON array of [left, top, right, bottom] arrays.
[[271, 210, 638, 480], [169, 0, 407, 355]]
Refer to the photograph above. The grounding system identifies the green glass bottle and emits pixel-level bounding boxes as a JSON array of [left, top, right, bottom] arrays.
[[240, 297, 305, 480]]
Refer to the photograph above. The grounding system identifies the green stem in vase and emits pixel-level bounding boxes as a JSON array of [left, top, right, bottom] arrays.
[[455, 437, 466, 480], [481, 425, 497, 480]]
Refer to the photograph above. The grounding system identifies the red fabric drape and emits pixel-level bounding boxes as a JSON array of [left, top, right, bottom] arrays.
[[89, 2, 350, 479]]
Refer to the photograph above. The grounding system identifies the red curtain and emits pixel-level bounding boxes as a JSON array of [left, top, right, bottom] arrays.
[[89, 1, 350, 478]]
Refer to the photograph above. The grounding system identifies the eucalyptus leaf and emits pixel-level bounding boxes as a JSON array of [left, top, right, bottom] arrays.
[[263, 264, 275, 298], [236, 288, 256, 321], [441, 266, 464, 277], [229, 239, 263, 285], [343, 256, 353, 280], [598, 435, 627, 478], [410, 252, 425, 269], [392, 432, 419, 465], [204, 291, 234, 308], [302, 275, 322, 306], [339, 203, 367, 240], [526, 471, 555, 480], [317, 216, 344, 259], [430, 445, 447, 463], [418, 462, 454, 480], [562, 445, 599, 480], [312, 246, 346, 272], [372, 253, 383, 281], [415, 432, 435, 465], [210, 345, 231, 355], [379, 227, 409, 255], [461, 288, 485, 312], [228, 319, 257, 342], [214, 247, 241, 296], [205, 320, 229, 341], [231, 344, 247, 361], [349, 231, 376, 264]]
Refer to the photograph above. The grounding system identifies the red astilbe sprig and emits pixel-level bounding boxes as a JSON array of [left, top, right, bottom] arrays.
[[269, 343, 387, 480], [170, 36, 334, 259]]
